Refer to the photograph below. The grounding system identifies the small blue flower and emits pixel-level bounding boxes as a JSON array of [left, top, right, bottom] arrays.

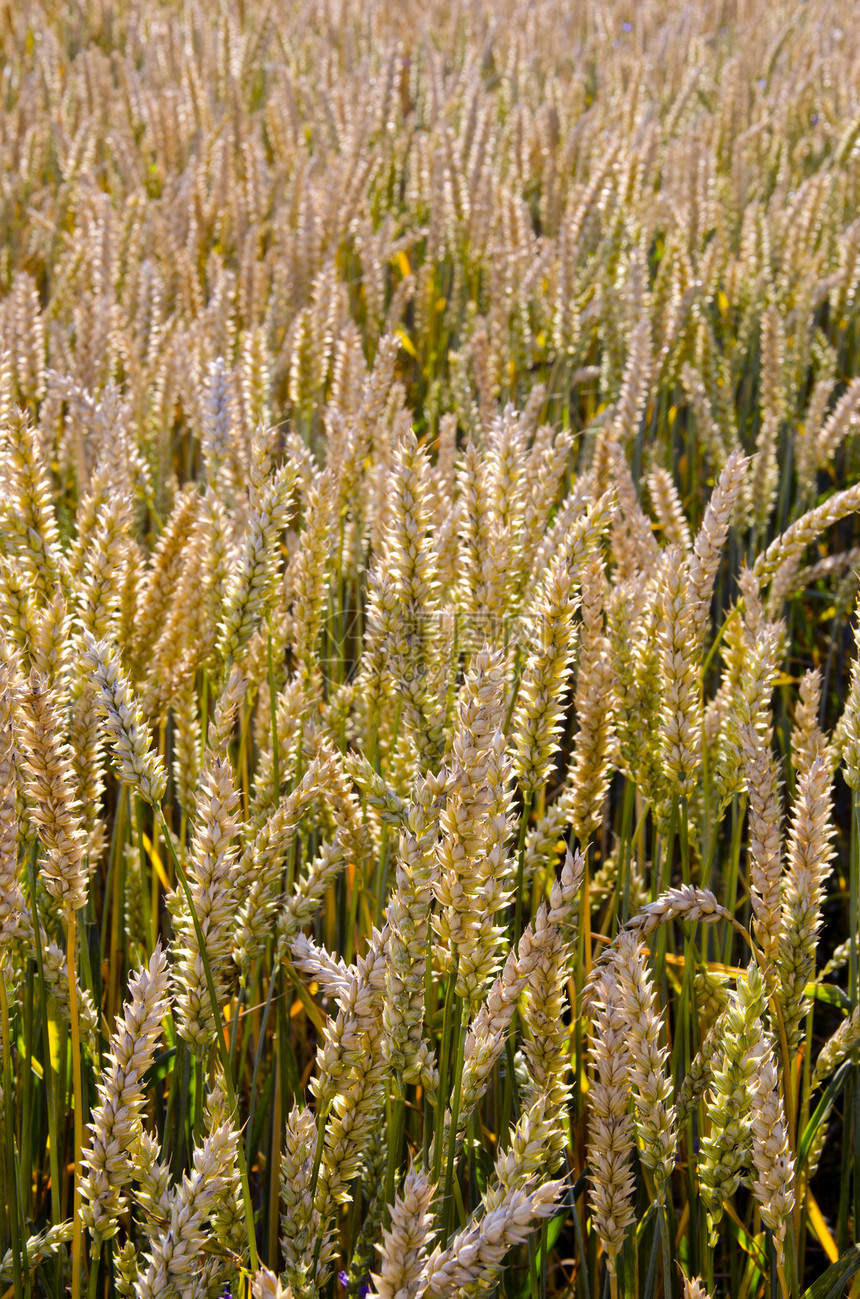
[[811, 113, 819, 125], [622, 21, 632, 32], [757, 77, 767, 90], [359, 1285, 371, 1299], [338, 1273, 349, 1290]]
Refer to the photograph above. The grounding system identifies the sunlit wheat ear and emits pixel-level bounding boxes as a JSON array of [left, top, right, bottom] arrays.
[[839, 594, 860, 785], [587, 967, 636, 1280], [313, 1028, 388, 1286], [625, 885, 730, 938], [718, 617, 780, 812], [1, 406, 63, 607], [142, 518, 210, 720], [384, 769, 446, 1086], [19, 668, 88, 912], [512, 551, 578, 794], [369, 1169, 434, 1299], [422, 1179, 563, 1299], [438, 850, 584, 1158], [739, 718, 782, 965], [792, 668, 831, 780], [129, 486, 200, 680], [432, 644, 512, 1005], [647, 466, 691, 551], [519, 929, 572, 1174], [656, 546, 701, 801], [0, 1222, 75, 1287], [36, 935, 98, 1047], [677, 1015, 725, 1128], [699, 963, 766, 1243], [750, 1038, 794, 1272], [687, 449, 749, 648], [609, 440, 660, 578], [360, 423, 444, 766], [169, 754, 240, 1052], [569, 550, 615, 847], [70, 499, 129, 853], [476, 405, 530, 620], [218, 458, 297, 668], [280, 1105, 321, 1295], [584, 887, 728, 1014], [82, 633, 167, 807], [30, 590, 71, 686], [777, 754, 834, 1049], [80, 946, 171, 1247], [0, 655, 23, 950], [133, 1104, 242, 1298], [815, 1007, 860, 1098], [0, 556, 38, 662], [755, 478, 860, 589], [293, 932, 387, 1124], [614, 932, 677, 1200], [232, 752, 334, 982], [250, 1267, 292, 1299]]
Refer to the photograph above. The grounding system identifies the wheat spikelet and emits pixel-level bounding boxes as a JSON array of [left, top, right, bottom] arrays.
[[587, 966, 636, 1278]]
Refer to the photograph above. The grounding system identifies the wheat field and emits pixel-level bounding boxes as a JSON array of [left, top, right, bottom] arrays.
[[2, 0, 860, 1296]]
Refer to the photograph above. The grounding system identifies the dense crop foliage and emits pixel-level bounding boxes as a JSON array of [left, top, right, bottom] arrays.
[[4, 1, 860, 1297]]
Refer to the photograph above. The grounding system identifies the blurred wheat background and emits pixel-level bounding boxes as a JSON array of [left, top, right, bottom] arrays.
[[3, 1, 860, 1296]]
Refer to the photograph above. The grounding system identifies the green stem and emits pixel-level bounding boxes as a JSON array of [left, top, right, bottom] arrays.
[[246, 964, 279, 1172], [200, 668, 210, 759], [87, 1246, 100, 1299], [659, 1202, 673, 1299], [503, 648, 523, 735], [373, 823, 391, 931], [27, 846, 61, 1251], [0, 963, 23, 1299], [679, 795, 690, 885], [67, 909, 85, 1299], [384, 1091, 406, 1211], [193, 1055, 204, 1141], [267, 629, 280, 799], [309, 1102, 327, 1206], [156, 808, 259, 1271], [722, 795, 745, 965], [851, 789, 860, 1239], [618, 778, 636, 927], [441, 996, 465, 1243], [433, 966, 458, 1189], [309, 1104, 330, 1276], [513, 790, 534, 949]]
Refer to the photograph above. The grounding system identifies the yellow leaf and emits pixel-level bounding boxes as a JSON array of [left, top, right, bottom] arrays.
[[806, 1188, 838, 1263], [285, 967, 326, 1033], [395, 250, 410, 277], [47, 1001, 61, 1080], [718, 289, 729, 315], [141, 832, 171, 892], [396, 328, 418, 360], [435, 296, 446, 313]]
